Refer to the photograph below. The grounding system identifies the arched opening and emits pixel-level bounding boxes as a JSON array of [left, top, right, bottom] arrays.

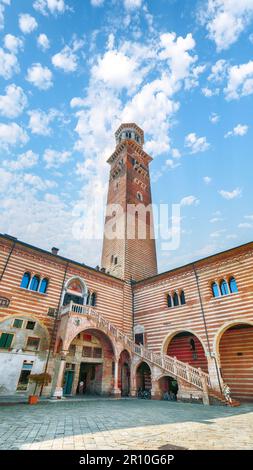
[[63, 328, 115, 397], [167, 331, 208, 373], [219, 323, 253, 402], [118, 350, 131, 397], [158, 375, 178, 401], [136, 362, 151, 394], [63, 277, 87, 306]]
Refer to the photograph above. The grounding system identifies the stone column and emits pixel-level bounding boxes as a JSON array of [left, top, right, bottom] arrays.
[[151, 379, 161, 400], [200, 371, 210, 406], [112, 357, 121, 398], [52, 351, 68, 399], [207, 354, 223, 392]]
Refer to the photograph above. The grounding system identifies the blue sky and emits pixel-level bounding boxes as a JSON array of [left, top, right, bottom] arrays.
[[0, 0, 252, 272]]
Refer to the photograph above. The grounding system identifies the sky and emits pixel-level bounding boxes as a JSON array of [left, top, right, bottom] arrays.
[[0, 0, 252, 273]]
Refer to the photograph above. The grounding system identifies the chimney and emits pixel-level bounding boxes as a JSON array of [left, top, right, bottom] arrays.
[[51, 247, 59, 255]]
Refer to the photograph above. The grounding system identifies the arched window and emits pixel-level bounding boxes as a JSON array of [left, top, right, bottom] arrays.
[[189, 338, 196, 351], [220, 279, 229, 296], [30, 275, 40, 292], [211, 282, 219, 298], [229, 277, 238, 294], [173, 292, 179, 307], [91, 292, 96, 307], [180, 291, 186, 305], [167, 294, 172, 308], [20, 272, 30, 289], [86, 290, 90, 305], [39, 278, 48, 294], [137, 192, 143, 201]]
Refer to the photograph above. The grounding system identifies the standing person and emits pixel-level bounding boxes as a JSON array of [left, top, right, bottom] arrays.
[[223, 383, 232, 405]]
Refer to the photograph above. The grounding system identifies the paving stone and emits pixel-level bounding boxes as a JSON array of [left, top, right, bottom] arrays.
[[0, 399, 252, 450]]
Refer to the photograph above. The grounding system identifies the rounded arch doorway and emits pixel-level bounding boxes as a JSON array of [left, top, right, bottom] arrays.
[[166, 331, 208, 373], [218, 323, 253, 402], [63, 328, 115, 397]]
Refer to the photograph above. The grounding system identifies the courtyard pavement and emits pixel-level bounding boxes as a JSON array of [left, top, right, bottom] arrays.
[[0, 398, 252, 450]]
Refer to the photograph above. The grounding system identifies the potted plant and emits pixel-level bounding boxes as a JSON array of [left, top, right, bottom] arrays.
[[28, 372, 52, 405]]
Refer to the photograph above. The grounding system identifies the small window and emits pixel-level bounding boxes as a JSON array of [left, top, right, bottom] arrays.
[[135, 333, 144, 345], [91, 292, 96, 307], [93, 347, 102, 358], [137, 192, 143, 201], [26, 337, 40, 351], [26, 321, 36, 330], [114, 257, 118, 265], [111, 255, 114, 263], [30, 275, 40, 292], [16, 361, 33, 391], [220, 279, 229, 296], [173, 292, 179, 307], [180, 291, 186, 305], [13, 319, 23, 329], [82, 346, 92, 357], [86, 290, 90, 305], [39, 278, 48, 294], [20, 272, 30, 289], [0, 333, 14, 349], [167, 294, 173, 308], [211, 282, 220, 298], [229, 277, 238, 294]]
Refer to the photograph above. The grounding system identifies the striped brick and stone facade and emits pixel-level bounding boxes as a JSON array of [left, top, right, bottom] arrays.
[[0, 123, 252, 404]]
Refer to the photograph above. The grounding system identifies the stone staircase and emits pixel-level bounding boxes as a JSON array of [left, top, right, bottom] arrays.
[[61, 302, 237, 406]]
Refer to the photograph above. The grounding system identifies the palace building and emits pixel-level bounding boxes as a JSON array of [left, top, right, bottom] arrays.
[[0, 123, 252, 405]]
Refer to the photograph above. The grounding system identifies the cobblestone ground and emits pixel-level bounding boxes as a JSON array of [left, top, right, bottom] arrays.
[[0, 398, 252, 450]]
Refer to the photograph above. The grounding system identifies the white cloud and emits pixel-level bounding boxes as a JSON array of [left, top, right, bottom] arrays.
[[219, 188, 242, 200], [165, 159, 180, 170], [43, 148, 71, 168], [37, 33, 50, 51], [92, 49, 142, 92], [209, 112, 220, 124], [238, 222, 253, 228], [33, 0, 66, 15], [200, 0, 253, 51], [26, 63, 53, 90], [159, 32, 197, 84], [3, 150, 39, 171], [28, 109, 59, 135], [225, 123, 249, 138], [4, 34, 23, 53], [185, 133, 210, 154], [0, 122, 29, 150], [23, 173, 57, 191], [224, 61, 253, 100], [244, 214, 253, 220], [0, 84, 27, 118], [210, 216, 223, 223], [171, 148, 181, 159], [208, 59, 228, 82], [203, 176, 212, 184], [91, 0, 104, 6], [0, 47, 19, 79], [124, 0, 142, 9], [19, 13, 38, 34], [201, 87, 219, 97], [52, 45, 79, 72], [180, 195, 199, 206], [0, 0, 11, 30], [210, 229, 226, 238]]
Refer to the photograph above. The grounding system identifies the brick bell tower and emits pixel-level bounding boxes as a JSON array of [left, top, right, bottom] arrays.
[[101, 123, 158, 281]]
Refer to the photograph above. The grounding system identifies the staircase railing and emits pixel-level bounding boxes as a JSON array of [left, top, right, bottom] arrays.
[[61, 302, 211, 391]]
